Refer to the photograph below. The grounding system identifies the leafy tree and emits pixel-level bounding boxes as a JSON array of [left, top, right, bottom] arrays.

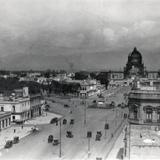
[[75, 71, 89, 80]]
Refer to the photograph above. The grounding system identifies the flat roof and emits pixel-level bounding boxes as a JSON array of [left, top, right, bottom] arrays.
[[130, 124, 160, 160]]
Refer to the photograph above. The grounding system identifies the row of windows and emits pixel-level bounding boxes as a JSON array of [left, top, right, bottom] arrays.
[[22, 101, 30, 107], [0, 118, 11, 129], [133, 111, 160, 121]]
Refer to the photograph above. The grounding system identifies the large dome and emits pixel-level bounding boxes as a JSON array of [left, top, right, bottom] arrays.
[[124, 47, 145, 78], [130, 47, 142, 59]]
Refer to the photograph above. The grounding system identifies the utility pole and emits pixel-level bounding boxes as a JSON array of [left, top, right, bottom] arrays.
[[84, 98, 87, 125], [83, 94, 87, 125], [59, 119, 62, 158]]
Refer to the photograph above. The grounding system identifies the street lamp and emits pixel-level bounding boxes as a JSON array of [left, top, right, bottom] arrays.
[[87, 131, 92, 158], [59, 119, 62, 158], [104, 123, 109, 139], [82, 94, 87, 125]]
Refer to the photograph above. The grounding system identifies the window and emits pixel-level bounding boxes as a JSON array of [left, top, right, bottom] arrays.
[[146, 112, 152, 122], [12, 116, 15, 120], [2, 120, 4, 128], [12, 106, 15, 112], [6, 119, 8, 127], [9, 118, 11, 125], [1, 107, 4, 111], [134, 110, 138, 119], [157, 112, 160, 122]]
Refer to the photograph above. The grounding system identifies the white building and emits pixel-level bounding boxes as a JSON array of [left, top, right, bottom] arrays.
[[0, 87, 30, 122], [0, 112, 11, 131]]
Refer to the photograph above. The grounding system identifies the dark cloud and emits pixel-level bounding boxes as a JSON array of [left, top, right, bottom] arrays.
[[0, 0, 160, 70]]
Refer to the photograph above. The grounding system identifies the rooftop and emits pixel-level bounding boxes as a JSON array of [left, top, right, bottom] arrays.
[[130, 125, 160, 160]]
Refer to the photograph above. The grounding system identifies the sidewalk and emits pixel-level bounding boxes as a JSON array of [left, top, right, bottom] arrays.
[[25, 112, 62, 125], [0, 112, 62, 150], [107, 127, 125, 160]]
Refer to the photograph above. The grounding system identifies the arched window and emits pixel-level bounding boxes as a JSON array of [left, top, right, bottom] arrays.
[[157, 107, 160, 122], [1, 106, 4, 111], [134, 107, 138, 120], [144, 106, 153, 122]]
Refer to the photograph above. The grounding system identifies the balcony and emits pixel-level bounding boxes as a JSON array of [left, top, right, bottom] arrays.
[[129, 90, 160, 100]]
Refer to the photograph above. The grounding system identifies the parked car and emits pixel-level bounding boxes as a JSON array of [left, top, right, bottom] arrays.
[[13, 136, 19, 144], [95, 134, 101, 141], [64, 104, 70, 108], [53, 139, 59, 145], [63, 119, 67, 125], [45, 105, 50, 111], [70, 119, 74, 125], [50, 118, 58, 124], [4, 140, 13, 149], [52, 100, 55, 103], [31, 126, 39, 133], [95, 131, 102, 141], [66, 131, 74, 138], [97, 131, 102, 137], [48, 135, 54, 143]]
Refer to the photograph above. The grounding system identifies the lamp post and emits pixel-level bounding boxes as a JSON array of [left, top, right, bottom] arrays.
[[104, 122, 109, 139], [82, 94, 87, 125], [59, 119, 62, 158], [84, 99, 87, 125], [87, 131, 92, 158]]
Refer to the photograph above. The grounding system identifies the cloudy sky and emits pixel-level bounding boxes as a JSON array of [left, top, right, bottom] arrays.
[[0, 0, 160, 70]]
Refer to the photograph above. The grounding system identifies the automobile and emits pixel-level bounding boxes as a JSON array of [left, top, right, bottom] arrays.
[[31, 126, 39, 133], [13, 136, 19, 144], [97, 131, 102, 137], [70, 119, 74, 125], [50, 118, 58, 124], [66, 131, 74, 138], [52, 100, 55, 103], [95, 134, 101, 141], [45, 105, 50, 111], [48, 135, 54, 143], [95, 131, 102, 141], [4, 140, 13, 149], [53, 139, 59, 145], [63, 119, 67, 125], [64, 104, 70, 108]]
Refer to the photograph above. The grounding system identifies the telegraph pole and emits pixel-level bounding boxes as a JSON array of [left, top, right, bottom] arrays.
[[59, 119, 62, 158], [84, 98, 87, 125]]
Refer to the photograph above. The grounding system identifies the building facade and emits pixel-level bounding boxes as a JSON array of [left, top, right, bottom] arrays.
[[0, 112, 11, 131], [0, 87, 30, 122], [30, 94, 42, 118], [128, 80, 160, 125], [107, 47, 159, 80]]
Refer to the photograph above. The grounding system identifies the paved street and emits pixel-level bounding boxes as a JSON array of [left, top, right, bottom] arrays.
[[0, 86, 130, 160]]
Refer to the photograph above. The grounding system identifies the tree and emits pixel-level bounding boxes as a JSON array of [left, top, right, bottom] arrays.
[[75, 71, 89, 80], [96, 72, 109, 89]]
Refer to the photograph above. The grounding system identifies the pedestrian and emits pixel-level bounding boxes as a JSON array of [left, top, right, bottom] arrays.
[[111, 133, 113, 138], [140, 133, 142, 138], [14, 129, 16, 133]]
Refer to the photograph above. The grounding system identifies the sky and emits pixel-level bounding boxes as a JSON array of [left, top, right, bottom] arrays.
[[0, 0, 160, 70]]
